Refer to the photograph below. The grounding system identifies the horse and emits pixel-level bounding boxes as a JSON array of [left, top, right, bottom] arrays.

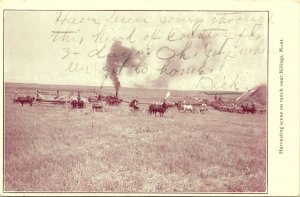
[[71, 97, 87, 109], [182, 104, 193, 113], [15, 96, 35, 106], [149, 101, 168, 117], [241, 104, 256, 114], [175, 102, 184, 112], [77, 100, 85, 108], [71, 99, 77, 108], [70, 100, 83, 108]]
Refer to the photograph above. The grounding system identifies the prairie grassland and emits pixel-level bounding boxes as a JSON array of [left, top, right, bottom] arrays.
[[4, 90, 266, 193]]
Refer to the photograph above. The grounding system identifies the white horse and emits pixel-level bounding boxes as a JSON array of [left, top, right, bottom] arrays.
[[182, 104, 193, 113]]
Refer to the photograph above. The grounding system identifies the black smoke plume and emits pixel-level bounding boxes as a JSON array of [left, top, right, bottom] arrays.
[[105, 41, 145, 95]]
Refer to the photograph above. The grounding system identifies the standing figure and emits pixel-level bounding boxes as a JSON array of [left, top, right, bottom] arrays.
[[77, 92, 81, 102], [13, 89, 19, 103], [129, 99, 139, 112]]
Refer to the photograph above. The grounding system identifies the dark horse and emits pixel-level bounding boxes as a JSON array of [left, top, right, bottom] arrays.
[[15, 96, 35, 106], [241, 103, 256, 114], [71, 99, 85, 108], [149, 101, 168, 117], [174, 101, 184, 112]]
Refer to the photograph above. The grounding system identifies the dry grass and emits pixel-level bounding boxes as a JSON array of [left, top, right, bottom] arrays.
[[4, 88, 266, 193]]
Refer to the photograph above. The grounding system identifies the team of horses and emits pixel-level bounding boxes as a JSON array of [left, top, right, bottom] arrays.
[[148, 102, 168, 117], [126, 100, 210, 117], [12, 92, 264, 117], [13, 96, 35, 106], [174, 102, 209, 114], [211, 100, 261, 114], [12, 94, 209, 118]]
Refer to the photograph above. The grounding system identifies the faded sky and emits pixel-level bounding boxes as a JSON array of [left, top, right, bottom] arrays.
[[4, 11, 268, 91]]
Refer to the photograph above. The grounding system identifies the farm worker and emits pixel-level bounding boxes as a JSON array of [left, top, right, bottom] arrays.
[[14, 89, 18, 100], [36, 90, 41, 100], [77, 91, 81, 102], [133, 99, 139, 110], [54, 90, 60, 99], [129, 99, 139, 110]]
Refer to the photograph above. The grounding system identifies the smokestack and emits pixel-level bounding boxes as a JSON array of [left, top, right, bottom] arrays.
[[115, 91, 118, 98]]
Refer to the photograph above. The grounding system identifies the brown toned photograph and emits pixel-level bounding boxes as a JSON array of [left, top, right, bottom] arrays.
[[3, 10, 267, 194]]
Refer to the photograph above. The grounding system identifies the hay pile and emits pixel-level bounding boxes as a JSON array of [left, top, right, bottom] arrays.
[[236, 84, 267, 109]]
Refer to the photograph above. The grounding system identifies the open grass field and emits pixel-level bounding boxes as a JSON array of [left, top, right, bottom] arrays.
[[4, 83, 266, 193]]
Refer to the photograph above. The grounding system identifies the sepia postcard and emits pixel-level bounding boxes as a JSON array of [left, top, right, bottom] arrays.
[[0, 0, 299, 196]]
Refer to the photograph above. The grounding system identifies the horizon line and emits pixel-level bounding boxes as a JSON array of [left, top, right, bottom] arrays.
[[4, 81, 250, 93]]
